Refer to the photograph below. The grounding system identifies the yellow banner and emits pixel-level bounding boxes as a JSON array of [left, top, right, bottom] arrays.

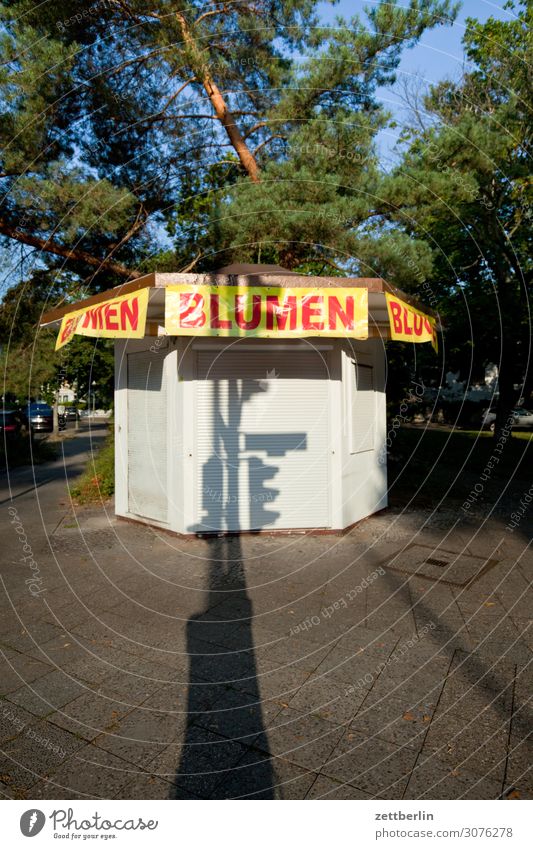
[[165, 285, 368, 339], [55, 288, 149, 350], [385, 292, 438, 353]]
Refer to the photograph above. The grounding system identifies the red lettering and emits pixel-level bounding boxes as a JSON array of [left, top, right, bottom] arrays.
[[402, 307, 413, 335], [413, 313, 424, 337], [60, 316, 78, 342], [235, 294, 261, 330], [97, 305, 106, 329], [389, 300, 403, 334], [81, 306, 101, 330], [179, 292, 206, 328], [120, 297, 138, 331], [302, 295, 324, 331], [210, 294, 232, 329], [424, 318, 433, 335], [328, 295, 354, 330], [104, 303, 119, 331], [265, 295, 297, 331]]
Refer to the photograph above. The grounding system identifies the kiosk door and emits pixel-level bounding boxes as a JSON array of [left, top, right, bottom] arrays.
[[195, 349, 330, 532]]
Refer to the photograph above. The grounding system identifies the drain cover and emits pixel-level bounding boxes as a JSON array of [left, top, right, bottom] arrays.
[[424, 557, 449, 568], [386, 544, 498, 587]]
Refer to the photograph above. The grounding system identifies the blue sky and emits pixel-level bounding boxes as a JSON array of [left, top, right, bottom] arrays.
[[316, 0, 515, 164]]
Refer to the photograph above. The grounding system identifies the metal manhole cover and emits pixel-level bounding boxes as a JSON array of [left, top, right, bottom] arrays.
[[385, 544, 499, 587]]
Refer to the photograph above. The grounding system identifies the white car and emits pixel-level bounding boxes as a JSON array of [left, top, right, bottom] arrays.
[[482, 407, 533, 431]]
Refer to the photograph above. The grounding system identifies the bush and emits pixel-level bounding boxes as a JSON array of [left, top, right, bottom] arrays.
[[70, 429, 115, 503]]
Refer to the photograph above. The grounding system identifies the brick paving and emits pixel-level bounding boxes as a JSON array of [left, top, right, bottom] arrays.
[[0, 427, 531, 799]]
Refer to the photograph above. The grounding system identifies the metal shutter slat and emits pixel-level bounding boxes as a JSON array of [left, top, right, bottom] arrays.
[[127, 351, 168, 522], [195, 351, 330, 531], [351, 363, 374, 453]]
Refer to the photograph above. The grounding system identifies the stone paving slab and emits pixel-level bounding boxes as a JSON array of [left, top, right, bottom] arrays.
[[350, 694, 436, 750], [306, 773, 373, 799], [404, 754, 504, 800], [149, 726, 249, 798], [211, 750, 318, 800], [322, 729, 419, 799], [251, 706, 345, 772], [0, 649, 53, 696], [0, 718, 85, 797], [28, 744, 139, 799], [287, 674, 366, 726], [6, 669, 87, 719]]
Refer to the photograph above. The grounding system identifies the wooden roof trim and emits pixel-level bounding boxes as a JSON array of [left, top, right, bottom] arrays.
[[381, 280, 439, 319], [41, 273, 157, 325], [40, 270, 439, 326]]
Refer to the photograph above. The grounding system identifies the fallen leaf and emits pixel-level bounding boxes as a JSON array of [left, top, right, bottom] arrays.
[[506, 790, 521, 799], [402, 711, 416, 721], [423, 715, 431, 722], [484, 601, 496, 607]]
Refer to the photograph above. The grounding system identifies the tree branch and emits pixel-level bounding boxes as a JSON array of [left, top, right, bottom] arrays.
[[179, 251, 203, 272], [0, 217, 140, 280], [253, 134, 285, 155], [83, 205, 148, 284], [243, 121, 267, 140]]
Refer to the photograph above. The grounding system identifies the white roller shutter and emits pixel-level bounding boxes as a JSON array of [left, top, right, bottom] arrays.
[[194, 350, 330, 532], [350, 362, 375, 453], [127, 350, 168, 522]]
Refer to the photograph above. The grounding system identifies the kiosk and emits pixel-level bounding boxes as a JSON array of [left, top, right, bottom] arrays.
[[42, 263, 438, 535]]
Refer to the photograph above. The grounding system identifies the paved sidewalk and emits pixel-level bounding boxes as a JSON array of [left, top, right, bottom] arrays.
[[0, 429, 531, 800]]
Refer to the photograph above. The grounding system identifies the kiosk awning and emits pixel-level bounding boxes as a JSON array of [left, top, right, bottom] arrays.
[[40, 265, 439, 351]]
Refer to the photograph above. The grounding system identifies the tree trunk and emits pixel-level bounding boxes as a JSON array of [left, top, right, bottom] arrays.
[[493, 337, 519, 443], [175, 13, 260, 183], [487, 220, 521, 443], [520, 359, 533, 407], [52, 397, 60, 437]]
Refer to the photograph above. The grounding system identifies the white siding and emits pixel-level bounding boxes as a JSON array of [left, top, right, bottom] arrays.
[[127, 349, 168, 522], [350, 362, 375, 453], [340, 340, 388, 528], [193, 349, 330, 532]]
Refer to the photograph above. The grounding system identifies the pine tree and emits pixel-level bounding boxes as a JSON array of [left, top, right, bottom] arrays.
[[387, 0, 532, 434], [1, 0, 457, 284]]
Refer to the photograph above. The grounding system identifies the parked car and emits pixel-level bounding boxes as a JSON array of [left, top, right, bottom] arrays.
[[63, 407, 79, 422], [0, 410, 28, 437], [512, 408, 533, 428], [481, 407, 533, 431], [26, 402, 54, 433]]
